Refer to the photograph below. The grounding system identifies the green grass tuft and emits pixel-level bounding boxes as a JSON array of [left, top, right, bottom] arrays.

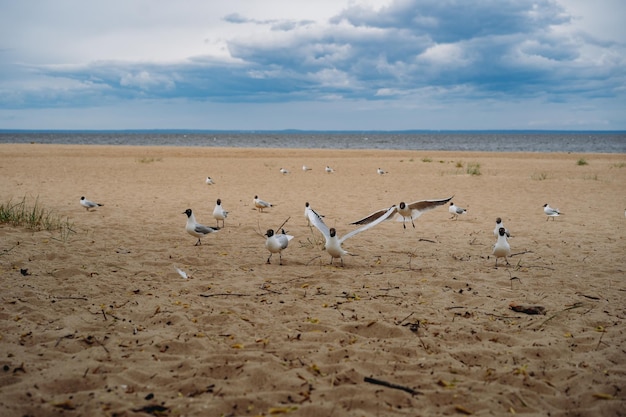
[[0, 197, 75, 241]]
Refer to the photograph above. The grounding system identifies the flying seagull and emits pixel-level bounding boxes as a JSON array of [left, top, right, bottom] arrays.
[[307, 204, 396, 266], [350, 196, 453, 229]]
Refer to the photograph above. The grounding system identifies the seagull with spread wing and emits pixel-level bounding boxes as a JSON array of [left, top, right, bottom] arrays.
[[306, 204, 396, 266], [350, 196, 453, 229]]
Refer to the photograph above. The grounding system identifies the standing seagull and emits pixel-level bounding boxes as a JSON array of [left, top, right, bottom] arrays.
[[543, 204, 562, 220], [377, 168, 387, 175], [350, 196, 453, 229], [307, 205, 396, 266], [302, 165, 312, 172], [493, 217, 511, 237], [212, 198, 228, 228], [183, 209, 220, 246], [253, 195, 273, 212], [449, 202, 467, 220], [492, 227, 511, 267], [205, 177, 215, 185], [80, 196, 103, 211], [325, 166, 335, 173], [264, 229, 294, 265], [279, 168, 290, 175]]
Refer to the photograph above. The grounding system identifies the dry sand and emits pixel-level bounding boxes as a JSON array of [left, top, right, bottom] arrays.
[[0, 143, 625, 416]]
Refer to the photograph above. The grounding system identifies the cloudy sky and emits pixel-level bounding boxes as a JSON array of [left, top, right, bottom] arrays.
[[1, 0, 624, 130]]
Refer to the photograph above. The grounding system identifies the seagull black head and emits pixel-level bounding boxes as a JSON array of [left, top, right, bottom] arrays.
[[498, 227, 507, 236], [217, 198, 221, 205], [399, 202, 406, 209], [183, 209, 192, 217], [265, 229, 274, 237], [329, 228, 337, 237]]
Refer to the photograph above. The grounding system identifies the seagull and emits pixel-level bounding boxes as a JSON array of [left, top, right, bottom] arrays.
[[325, 166, 335, 173], [377, 168, 387, 175], [254, 195, 273, 212], [492, 227, 511, 267], [183, 208, 219, 246], [279, 168, 290, 175], [302, 165, 312, 172], [205, 177, 215, 185], [350, 196, 453, 229], [449, 202, 467, 220], [264, 229, 294, 265], [304, 202, 324, 226], [80, 196, 103, 211], [307, 204, 396, 266], [493, 217, 511, 237], [212, 198, 228, 227], [543, 204, 562, 220]]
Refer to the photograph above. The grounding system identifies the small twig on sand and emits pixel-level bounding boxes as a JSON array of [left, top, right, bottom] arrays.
[[364, 376, 421, 395], [534, 302, 584, 328], [199, 293, 250, 297]]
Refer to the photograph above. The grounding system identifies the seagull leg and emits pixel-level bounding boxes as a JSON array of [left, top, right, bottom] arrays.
[[411, 218, 416, 228], [266, 254, 272, 264], [195, 239, 202, 246], [279, 253, 283, 266]]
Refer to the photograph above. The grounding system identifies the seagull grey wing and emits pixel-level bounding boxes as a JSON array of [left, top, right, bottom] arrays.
[[340, 206, 396, 244], [350, 207, 398, 225], [407, 196, 453, 219], [195, 224, 218, 234], [307, 207, 330, 239]]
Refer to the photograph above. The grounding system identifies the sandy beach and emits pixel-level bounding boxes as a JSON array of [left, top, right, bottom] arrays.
[[0, 143, 625, 416]]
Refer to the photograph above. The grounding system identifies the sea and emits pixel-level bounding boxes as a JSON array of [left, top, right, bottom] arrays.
[[0, 130, 625, 153]]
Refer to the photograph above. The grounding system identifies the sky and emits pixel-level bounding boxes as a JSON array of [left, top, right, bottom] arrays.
[[0, 0, 625, 130]]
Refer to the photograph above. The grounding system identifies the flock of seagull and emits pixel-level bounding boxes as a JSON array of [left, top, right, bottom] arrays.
[[78, 167, 564, 268]]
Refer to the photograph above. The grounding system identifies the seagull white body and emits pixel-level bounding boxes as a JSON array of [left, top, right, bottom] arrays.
[[351, 196, 453, 229], [212, 198, 228, 227], [264, 229, 294, 265], [254, 195, 273, 212], [493, 217, 511, 237], [279, 168, 290, 174], [492, 227, 511, 267], [449, 202, 467, 220], [205, 177, 215, 185], [80, 196, 103, 211], [302, 165, 312, 172], [307, 204, 396, 266], [377, 168, 387, 175], [183, 208, 219, 246], [325, 166, 334, 173], [543, 204, 561, 220]]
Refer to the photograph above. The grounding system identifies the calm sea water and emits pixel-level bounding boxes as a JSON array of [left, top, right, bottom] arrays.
[[1, 131, 625, 153]]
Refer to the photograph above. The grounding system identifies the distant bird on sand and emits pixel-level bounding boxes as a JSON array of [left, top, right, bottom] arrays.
[[543, 204, 562, 220], [264, 229, 294, 265], [254, 195, 273, 212], [350, 196, 453, 229], [492, 227, 511, 267], [449, 202, 467, 220], [183, 208, 219, 246], [279, 168, 290, 174], [377, 168, 387, 175], [80, 196, 103, 211], [325, 166, 335, 173], [205, 177, 215, 185], [212, 198, 228, 228], [302, 165, 312, 172]]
